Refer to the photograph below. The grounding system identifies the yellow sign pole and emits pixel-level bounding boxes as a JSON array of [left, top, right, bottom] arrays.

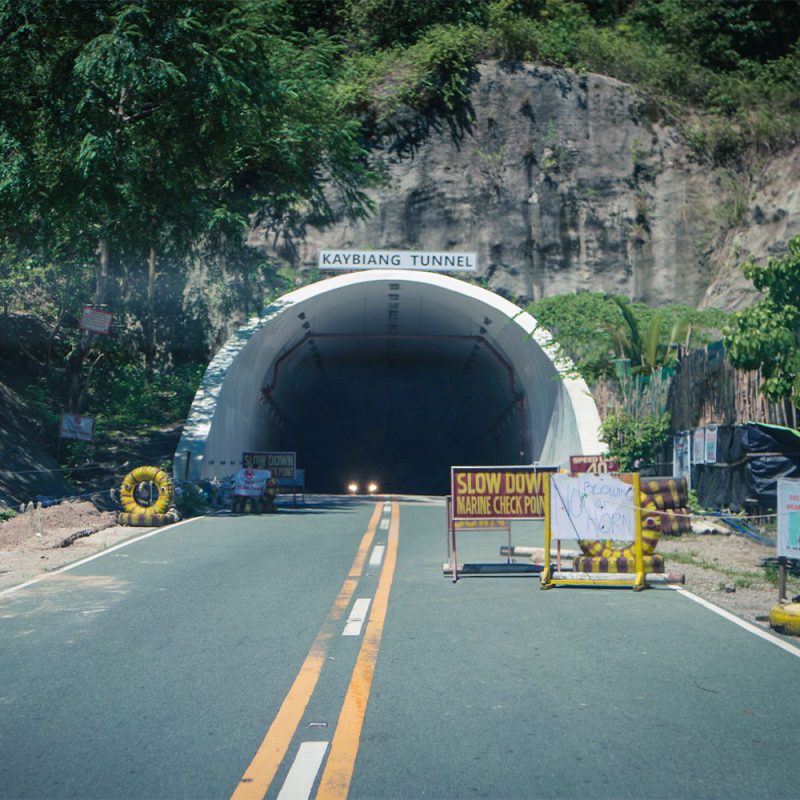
[[540, 473, 554, 589], [632, 471, 646, 591]]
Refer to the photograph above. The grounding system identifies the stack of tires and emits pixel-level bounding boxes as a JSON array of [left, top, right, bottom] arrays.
[[640, 477, 692, 537], [117, 466, 180, 526], [231, 478, 279, 514]]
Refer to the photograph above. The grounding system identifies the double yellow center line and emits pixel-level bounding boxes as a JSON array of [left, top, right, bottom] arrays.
[[232, 500, 399, 800]]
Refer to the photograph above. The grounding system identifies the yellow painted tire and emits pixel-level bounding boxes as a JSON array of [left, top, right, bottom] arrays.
[[119, 466, 174, 514], [231, 497, 276, 514], [640, 478, 688, 498], [574, 554, 665, 574], [641, 508, 692, 535], [117, 509, 179, 527], [769, 603, 800, 636], [578, 530, 661, 560]]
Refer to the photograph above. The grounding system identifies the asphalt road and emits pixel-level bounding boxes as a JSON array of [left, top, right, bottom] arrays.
[[1, 497, 799, 800]]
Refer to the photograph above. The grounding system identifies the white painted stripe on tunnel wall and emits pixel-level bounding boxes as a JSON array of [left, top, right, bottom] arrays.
[[343, 598, 372, 637], [369, 545, 385, 567], [673, 587, 800, 658], [276, 741, 329, 800]]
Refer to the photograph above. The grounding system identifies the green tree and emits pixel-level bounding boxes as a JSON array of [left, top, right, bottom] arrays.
[[724, 236, 800, 405], [0, 0, 371, 409]]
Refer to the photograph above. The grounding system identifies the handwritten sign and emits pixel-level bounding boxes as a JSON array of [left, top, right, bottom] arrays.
[[450, 466, 555, 520], [549, 473, 635, 541], [777, 478, 800, 559]]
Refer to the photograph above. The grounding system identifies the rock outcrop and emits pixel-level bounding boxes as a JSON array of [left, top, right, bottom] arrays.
[[250, 61, 800, 312]]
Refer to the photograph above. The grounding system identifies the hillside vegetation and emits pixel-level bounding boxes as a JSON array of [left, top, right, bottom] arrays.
[[1, 0, 799, 491]]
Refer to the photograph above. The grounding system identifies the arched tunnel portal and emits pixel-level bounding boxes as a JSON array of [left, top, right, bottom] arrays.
[[175, 271, 603, 495]]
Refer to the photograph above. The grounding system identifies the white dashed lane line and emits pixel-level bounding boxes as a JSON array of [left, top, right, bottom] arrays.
[[276, 741, 329, 800], [342, 598, 372, 637], [369, 545, 385, 567]]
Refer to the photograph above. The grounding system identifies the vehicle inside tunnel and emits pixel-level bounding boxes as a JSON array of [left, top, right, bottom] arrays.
[[175, 270, 603, 493], [262, 335, 524, 495]]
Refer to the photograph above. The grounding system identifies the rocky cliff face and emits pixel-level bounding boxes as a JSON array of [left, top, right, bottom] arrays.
[[251, 61, 800, 312]]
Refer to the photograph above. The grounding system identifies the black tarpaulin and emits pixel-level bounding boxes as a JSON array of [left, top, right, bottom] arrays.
[[745, 422, 800, 506]]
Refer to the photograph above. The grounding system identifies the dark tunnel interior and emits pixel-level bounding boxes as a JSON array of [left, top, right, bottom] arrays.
[[265, 337, 525, 494]]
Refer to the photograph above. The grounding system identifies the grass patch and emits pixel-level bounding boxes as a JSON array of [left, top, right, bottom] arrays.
[[661, 549, 765, 586]]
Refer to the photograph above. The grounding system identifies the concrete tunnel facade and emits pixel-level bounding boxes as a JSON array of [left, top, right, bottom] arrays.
[[174, 270, 604, 494]]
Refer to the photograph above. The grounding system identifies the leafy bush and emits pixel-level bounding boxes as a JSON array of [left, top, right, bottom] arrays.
[[173, 483, 209, 519], [528, 292, 727, 384], [599, 409, 671, 472], [338, 23, 484, 125], [89, 359, 205, 429]]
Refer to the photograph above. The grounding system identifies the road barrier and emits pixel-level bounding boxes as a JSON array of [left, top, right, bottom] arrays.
[[117, 466, 177, 527]]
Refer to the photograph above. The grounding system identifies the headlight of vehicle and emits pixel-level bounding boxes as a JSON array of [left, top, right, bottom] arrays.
[[347, 482, 359, 494], [367, 482, 378, 494]]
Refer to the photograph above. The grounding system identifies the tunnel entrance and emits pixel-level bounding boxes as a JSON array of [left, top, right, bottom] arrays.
[[175, 270, 602, 494], [264, 334, 523, 494]]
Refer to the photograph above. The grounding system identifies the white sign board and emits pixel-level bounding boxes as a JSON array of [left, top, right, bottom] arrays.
[[777, 478, 800, 559], [231, 468, 272, 497], [673, 431, 691, 484], [318, 249, 477, 272], [60, 414, 95, 441], [692, 428, 706, 464], [549, 473, 635, 542], [79, 306, 113, 334], [704, 425, 718, 464]]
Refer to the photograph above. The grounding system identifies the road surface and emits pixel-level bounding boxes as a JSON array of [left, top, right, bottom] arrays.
[[1, 496, 799, 799]]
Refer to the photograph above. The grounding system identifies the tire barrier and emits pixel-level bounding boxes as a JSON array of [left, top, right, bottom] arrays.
[[641, 509, 693, 536], [769, 603, 800, 636], [231, 478, 279, 514], [574, 554, 665, 574], [231, 497, 274, 514], [120, 466, 174, 515], [640, 478, 689, 508], [578, 532, 660, 559], [117, 509, 180, 527]]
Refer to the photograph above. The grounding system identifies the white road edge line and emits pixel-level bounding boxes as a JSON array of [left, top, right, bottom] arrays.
[[672, 587, 800, 659], [276, 741, 329, 800], [369, 545, 386, 567], [342, 597, 372, 637], [0, 517, 198, 598]]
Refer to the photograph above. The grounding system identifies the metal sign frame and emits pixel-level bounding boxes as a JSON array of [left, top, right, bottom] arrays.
[[448, 465, 556, 581], [540, 472, 647, 591]]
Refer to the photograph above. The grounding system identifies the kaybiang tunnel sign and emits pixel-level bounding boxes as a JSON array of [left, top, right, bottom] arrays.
[[318, 249, 477, 272], [450, 466, 555, 520]]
